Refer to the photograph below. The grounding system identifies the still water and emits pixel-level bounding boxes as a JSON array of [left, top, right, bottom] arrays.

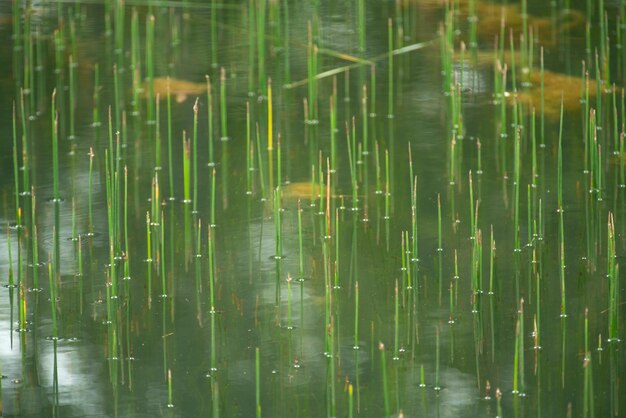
[[0, 0, 624, 417]]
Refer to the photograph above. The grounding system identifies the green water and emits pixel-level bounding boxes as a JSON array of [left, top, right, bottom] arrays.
[[0, 0, 624, 417]]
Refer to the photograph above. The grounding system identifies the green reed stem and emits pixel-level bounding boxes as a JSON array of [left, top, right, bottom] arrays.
[[151, 173, 159, 228], [195, 218, 202, 296], [246, 0, 256, 92], [257, 0, 267, 95], [404, 230, 412, 291], [48, 260, 57, 340], [599, 0, 607, 84], [294, 199, 303, 280], [12, 103, 20, 227], [514, 129, 521, 251], [379, 343, 390, 418], [449, 276, 454, 323], [166, 79, 174, 198], [362, 85, 368, 156], [529, 108, 537, 185], [437, 193, 443, 304], [85, 148, 94, 235], [155, 94, 161, 170], [509, 30, 517, 92], [468, 0, 477, 50], [7, 226, 14, 300], [146, 212, 152, 305], [17, 95, 28, 200], [500, 65, 507, 139], [107, 111, 115, 239], [477, 138, 482, 174], [53, 29, 64, 139], [454, 79, 464, 137], [589, 109, 596, 192], [352, 280, 359, 350], [534, 246, 541, 350], [183, 132, 190, 203], [369, 65, 377, 117], [267, 79, 273, 150], [256, 347, 261, 418], [330, 95, 337, 172], [517, 299, 525, 394], [357, 0, 365, 52], [105, 152, 118, 304], [374, 141, 382, 193], [29, 189, 38, 291], [539, 46, 546, 148], [435, 326, 440, 390], [286, 274, 293, 329], [255, 123, 266, 199], [131, 9, 140, 116], [487, 225, 494, 294], [607, 213, 619, 341], [211, 168, 216, 226], [205, 75, 215, 166], [559, 211, 566, 318], [193, 99, 199, 212], [246, 101, 252, 194], [71, 198, 77, 243], [306, 23, 318, 122], [274, 187, 282, 259], [469, 170, 475, 237], [329, 316, 336, 418], [442, 9, 453, 93], [384, 149, 390, 220], [211, 0, 218, 65], [449, 135, 456, 185], [538, 197, 543, 240], [558, 99, 564, 210], [387, 18, 393, 118], [346, 124, 357, 209], [220, 68, 228, 140], [333, 206, 339, 287], [613, 87, 619, 154], [69, 54, 76, 139], [583, 308, 595, 418], [51, 90, 59, 202], [277, 134, 282, 188], [594, 52, 602, 127], [17, 257, 25, 335], [123, 163, 129, 258], [619, 131, 626, 188], [145, 14, 155, 123], [411, 178, 419, 271], [208, 221, 216, 311], [167, 369, 173, 407], [160, 209, 166, 297], [558, 99, 566, 318], [394, 279, 399, 359]]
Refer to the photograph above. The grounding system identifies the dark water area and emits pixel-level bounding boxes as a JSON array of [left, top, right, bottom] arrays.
[[0, 0, 625, 417]]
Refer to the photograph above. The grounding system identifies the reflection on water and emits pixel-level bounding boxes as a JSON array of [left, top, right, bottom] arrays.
[[1, 0, 626, 417]]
